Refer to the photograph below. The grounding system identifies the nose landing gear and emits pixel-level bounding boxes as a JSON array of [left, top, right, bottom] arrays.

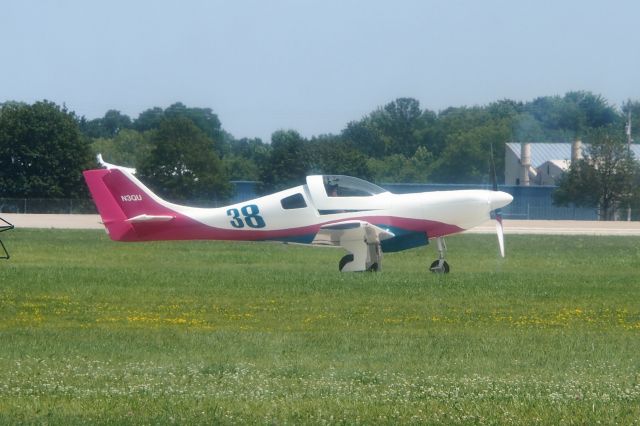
[[429, 237, 450, 273]]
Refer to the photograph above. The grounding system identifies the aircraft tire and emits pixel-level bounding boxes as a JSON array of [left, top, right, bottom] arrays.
[[429, 260, 450, 273], [338, 254, 354, 271]]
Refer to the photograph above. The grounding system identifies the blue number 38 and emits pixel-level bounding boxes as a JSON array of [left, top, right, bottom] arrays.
[[226, 204, 266, 229]]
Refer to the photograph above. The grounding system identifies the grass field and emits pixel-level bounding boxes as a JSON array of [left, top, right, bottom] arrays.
[[0, 229, 639, 424]]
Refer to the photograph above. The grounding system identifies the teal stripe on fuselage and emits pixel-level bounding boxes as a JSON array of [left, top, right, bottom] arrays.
[[380, 228, 428, 252], [268, 225, 428, 252]]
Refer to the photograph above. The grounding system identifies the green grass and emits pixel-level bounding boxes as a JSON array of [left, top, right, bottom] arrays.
[[1, 229, 639, 424]]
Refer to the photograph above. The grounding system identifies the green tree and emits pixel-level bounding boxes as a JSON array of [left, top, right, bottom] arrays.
[[134, 103, 227, 156], [564, 91, 619, 129], [90, 129, 150, 168], [553, 127, 640, 220], [306, 135, 372, 179], [79, 110, 132, 138], [367, 147, 433, 183], [133, 107, 164, 132], [227, 138, 271, 166], [342, 98, 434, 159], [137, 117, 231, 204], [260, 130, 307, 191], [430, 106, 509, 183], [226, 137, 269, 173], [164, 102, 223, 142], [523, 92, 618, 141], [223, 154, 261, 181], [379, 97, 424, 156], [102, 110, 132, 136], [365, 98, 426, 157], [511, 112, 546, 142], [342, 120, 385, 158], [526, 95, 579, 139], [0, 101, 92, 197]]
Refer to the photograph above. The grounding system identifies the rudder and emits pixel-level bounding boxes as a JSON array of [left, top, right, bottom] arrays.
[[83, 168, 175, 241]]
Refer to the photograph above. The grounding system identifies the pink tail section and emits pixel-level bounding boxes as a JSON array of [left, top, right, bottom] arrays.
[[83, 169, 177, 241]]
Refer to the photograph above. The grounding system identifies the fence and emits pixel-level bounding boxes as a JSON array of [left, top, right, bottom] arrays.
[[3, 183, 632, 221], [0, 198, 98, 214], [0, 181, 261, 214]]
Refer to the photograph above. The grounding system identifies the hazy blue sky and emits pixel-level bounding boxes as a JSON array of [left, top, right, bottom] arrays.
[[3, 0, 639, 141]]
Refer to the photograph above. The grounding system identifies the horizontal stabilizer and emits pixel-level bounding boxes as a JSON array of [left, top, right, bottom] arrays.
[[97, 153, 137, 174], [126, 214, 175, 223]]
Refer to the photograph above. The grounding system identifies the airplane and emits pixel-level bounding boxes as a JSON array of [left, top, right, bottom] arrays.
[[83, 159, 513, 273]]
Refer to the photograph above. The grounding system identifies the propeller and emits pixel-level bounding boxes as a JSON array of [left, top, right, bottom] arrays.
[[490, 144, 506, 258]]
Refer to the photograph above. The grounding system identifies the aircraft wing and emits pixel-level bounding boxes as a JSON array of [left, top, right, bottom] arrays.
[[312, 220, 394, 247]]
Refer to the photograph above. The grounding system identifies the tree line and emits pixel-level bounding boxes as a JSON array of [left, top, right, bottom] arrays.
[[1, 92, 639, 215]]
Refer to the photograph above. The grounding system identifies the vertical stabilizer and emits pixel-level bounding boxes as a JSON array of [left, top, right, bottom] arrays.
[[83, 169, 176, 241]]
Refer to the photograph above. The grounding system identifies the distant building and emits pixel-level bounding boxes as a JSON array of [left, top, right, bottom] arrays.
[[536, 160, 570, 186], [230, 181, 260, 203], [505, 141, 640, 186]]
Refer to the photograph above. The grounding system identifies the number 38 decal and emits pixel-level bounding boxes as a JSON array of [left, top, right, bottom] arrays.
[[226, 204, 266, 229]]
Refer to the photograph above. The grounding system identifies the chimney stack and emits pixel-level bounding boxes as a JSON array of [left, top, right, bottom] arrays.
[[520, 143, 531, 186], [571, 140, 582, 163]]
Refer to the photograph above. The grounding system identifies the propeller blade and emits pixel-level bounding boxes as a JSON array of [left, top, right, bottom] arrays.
[[490, 143, 506, 258], [495, 214, 505, 258]]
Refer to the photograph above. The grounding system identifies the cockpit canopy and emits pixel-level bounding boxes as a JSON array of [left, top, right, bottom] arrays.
[[306, 175, 389, 212], [322, 175, 386, 197]]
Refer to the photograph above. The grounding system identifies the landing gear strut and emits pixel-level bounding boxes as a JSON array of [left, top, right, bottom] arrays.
[[338, 241, 381, 272], [429, 237, 450, 273]]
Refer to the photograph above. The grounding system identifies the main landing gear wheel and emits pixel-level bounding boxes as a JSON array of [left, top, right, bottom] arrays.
[[338, 254, 354, 271], [338, 254, 378, 272], [429, 260, 450, 273]]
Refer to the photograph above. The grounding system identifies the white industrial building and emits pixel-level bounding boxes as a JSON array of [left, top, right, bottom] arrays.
[[505, 141, 640, 186]]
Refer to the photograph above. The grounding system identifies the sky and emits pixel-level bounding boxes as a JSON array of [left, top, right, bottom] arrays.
[[2, 0, 640, 142]]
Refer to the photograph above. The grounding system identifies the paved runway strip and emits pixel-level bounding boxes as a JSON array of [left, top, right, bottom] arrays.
[[466, 219, 640, 236], [2, 214, 104, 230], [2, 214, 640, 236]]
